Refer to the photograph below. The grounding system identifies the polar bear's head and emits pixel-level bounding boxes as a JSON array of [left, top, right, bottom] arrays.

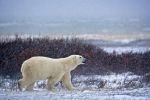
[[65, 55, 86, 71], [76, 55, 86, 65], [71, 55, 86, 65]]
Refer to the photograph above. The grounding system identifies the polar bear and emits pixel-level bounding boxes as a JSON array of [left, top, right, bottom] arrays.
[[18, 55, 86, 91]]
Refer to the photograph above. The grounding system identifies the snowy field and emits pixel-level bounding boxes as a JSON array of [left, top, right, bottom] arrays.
[[0, 72, 150, 100], [1, 88, 150, 100]]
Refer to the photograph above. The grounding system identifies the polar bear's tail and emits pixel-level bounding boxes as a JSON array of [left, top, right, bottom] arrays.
[[20, 60, 32, 78], [21, 60, 28, 73], [20, 61, 28, 79], [21, 62, 25, 73]]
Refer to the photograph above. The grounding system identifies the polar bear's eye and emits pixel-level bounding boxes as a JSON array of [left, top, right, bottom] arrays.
[[79, 56, 82, 58]]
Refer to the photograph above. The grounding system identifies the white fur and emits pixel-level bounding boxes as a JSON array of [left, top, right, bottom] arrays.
[[18, 55, 85, 91]]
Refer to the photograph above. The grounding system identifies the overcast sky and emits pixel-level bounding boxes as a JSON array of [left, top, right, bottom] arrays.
[[0, 0, 150, 19]]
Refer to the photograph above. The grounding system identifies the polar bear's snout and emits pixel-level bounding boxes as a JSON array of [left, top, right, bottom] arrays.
[[80, 56, 87, 64], [82, 57, 87, 63]]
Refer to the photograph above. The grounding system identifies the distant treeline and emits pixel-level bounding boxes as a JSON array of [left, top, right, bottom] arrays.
[[0, 37, 150, 78]]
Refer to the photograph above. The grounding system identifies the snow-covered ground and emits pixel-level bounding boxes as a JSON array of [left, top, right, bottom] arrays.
[[1, 88, 150, 100], [0, 72, 150, 100]]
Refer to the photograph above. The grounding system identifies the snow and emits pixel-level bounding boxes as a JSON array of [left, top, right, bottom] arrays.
[[102, 47, 150, 54], [0, 72, 150, 100], [0, 88, 150, 100]]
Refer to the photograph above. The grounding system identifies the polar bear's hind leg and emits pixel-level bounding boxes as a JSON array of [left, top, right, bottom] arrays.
[[26, 82, 35, 91], [47, 75, 63, 91], [18, 76, 35, 91]]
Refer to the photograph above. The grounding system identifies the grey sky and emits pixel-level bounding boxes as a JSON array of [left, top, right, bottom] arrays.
[[0, 0, 150, 19]]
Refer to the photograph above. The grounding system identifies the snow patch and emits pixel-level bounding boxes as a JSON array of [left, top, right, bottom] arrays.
[[0, 72, 150, 100]]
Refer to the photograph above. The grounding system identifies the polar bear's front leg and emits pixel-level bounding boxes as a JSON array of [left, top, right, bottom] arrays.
[[62, 72, 75, 90]]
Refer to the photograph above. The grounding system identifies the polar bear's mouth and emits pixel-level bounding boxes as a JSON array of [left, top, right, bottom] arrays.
[[82, 58, 87, 64]]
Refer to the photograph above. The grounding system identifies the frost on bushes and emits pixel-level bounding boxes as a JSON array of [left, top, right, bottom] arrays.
[[73, 72, 143, 90], [0, 73, 145, 91], [0, 77, 18, 91]]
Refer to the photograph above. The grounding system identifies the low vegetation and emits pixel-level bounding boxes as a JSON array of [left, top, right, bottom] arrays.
[[0, 37, 150, 78]]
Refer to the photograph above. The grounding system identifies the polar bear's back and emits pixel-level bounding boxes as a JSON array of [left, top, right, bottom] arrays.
[[21, 56, 65, 80]]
